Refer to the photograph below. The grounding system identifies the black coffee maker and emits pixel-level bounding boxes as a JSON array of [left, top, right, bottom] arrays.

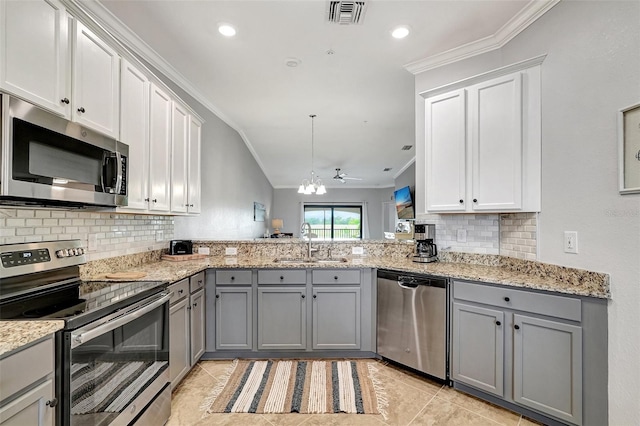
[[413, 224, 438, 263]]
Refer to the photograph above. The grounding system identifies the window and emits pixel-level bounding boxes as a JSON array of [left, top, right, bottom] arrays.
[[303, 205, 362, 240]]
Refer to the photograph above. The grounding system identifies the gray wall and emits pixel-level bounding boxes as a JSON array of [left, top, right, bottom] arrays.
[[395, 161, 416, 191], [414, 2, 640, 424], [139, 61, 274, 240], [272, 188, 394, 239]]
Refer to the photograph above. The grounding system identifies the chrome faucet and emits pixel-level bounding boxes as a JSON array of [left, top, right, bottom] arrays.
[[301, 222, 313, 258]]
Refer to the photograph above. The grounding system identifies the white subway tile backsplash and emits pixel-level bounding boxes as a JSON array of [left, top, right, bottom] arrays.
[[500, 213, 537, 260], [0, 208, 174, 261]]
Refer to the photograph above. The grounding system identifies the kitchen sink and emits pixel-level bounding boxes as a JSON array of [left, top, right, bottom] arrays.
[[273, 258, 348, 264]]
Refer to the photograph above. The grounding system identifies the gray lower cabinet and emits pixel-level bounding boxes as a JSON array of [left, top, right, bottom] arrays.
[[258, 287, 307, 350], [451, 280, 584, 425], [312, 287, 361, 350], [0, 337, 55, 426], [169, 272, 206, 388], [513, 314, 582, 425], [215, 287, 253, 350], [451, 302, 504, 397], [190, 288, 205, 364], [169, 280, 190, 387]]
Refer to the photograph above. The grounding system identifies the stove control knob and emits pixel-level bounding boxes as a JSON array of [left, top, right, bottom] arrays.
[[77, 248, 84, 255], [72, 248, 79, 256], [56, 249, 68, 258]]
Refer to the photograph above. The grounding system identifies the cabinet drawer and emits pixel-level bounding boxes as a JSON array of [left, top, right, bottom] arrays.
[[312, 269, 360, 285], [258, 270, 306, 285], [0, 337, 53, 401], [168, 278, 189, 305], [216, 270, 252, 285], [189, 271, 205, 293], [453, 280, 581, 322]]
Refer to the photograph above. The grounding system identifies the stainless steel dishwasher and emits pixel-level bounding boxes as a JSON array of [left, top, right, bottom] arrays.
[[377, 269, 448, 380]]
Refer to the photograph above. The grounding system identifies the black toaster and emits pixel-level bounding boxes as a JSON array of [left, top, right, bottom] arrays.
[[169, 240, 193, 255]]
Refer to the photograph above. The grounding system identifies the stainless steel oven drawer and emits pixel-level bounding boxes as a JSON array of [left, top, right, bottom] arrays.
[[132, 383, 171, 426]]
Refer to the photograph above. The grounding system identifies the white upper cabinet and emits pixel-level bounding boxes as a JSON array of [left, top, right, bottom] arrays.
[[0, 0, 71, 116], [419, 64, 541, 214], [171, 101, 189, 213], [425, 89, 467, 212], [469, 73, 523, 211], [148, 83, 172, 212], [187, 116, 202, 214], [72, 20, 120, 139], [119, 59, 150, 211]]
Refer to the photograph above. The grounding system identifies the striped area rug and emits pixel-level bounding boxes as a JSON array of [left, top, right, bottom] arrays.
[[204, 359, 386, 416]]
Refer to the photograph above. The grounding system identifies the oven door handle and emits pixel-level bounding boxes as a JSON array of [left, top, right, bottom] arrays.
[[71, 292, 171, 348]]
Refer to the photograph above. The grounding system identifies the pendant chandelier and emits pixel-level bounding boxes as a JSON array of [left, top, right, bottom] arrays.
[[298, 114, 327, 195]]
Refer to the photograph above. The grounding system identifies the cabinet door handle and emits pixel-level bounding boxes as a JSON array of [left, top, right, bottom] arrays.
[[230, 276, 235, 281], [473, 198, 478, 203], [514, 324, 520, 330], [301, 294, 305, 299], [198, 280, 203, 284], [334, 276, 339, 280], [504, 297, 510, 302], [77, 107, 85, 113], [495, 321, 501, 326], [60, 98, 69, 104], [178, 289, 184, 294], [193, 302, 197, 307], [144, 198, 150, 202], [459, 199, 464, 204], [215, 294, 220, 299], [280, 276, 284, 280], [46, 398, 58, 408], [152, 199, 158, 203], [190, 204, 194, 207]]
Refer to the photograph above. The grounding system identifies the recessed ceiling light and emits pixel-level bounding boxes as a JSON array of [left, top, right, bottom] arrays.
[[218, 24, 237, 37], [285, 57, 302, 67], [391, 26, 409, 39]]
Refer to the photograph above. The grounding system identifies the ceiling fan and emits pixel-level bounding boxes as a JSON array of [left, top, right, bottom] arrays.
[[333, 168, 363, 184]]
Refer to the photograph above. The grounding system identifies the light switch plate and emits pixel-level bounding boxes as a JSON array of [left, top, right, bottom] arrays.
[[198, 247, 210, 255], [225, 247, 238, 256]]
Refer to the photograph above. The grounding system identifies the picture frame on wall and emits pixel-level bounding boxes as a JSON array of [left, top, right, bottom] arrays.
[[619, 103, 640, 194], [254, 202, 266, 221]]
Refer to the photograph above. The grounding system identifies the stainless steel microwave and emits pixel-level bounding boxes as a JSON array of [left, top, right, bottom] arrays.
[[0, 95, 128, 207]]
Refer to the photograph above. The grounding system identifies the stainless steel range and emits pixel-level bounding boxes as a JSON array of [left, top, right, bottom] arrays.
[[0, 240, 171, 426]]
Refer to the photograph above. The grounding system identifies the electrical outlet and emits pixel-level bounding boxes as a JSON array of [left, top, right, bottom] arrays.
[[225, 247, 238, 256], [564, 231, 578, 254], [457, 229, 467, 243], [198, 247, 210, 255], [352, 247, 364, 255]]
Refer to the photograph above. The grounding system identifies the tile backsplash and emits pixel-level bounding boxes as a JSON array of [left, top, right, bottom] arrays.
[[0, 208, 173, 261], [416, 212, 538, 260]]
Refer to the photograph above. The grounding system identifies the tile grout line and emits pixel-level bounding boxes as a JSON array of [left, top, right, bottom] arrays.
[[405, 392, 438, 426], [431, 394, 518, 426]]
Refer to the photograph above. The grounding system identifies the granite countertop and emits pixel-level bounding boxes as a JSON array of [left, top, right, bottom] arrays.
[[0, 320, 64, 358], [86, 255, 610, 299]]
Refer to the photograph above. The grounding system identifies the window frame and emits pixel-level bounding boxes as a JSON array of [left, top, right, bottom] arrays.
[[303, 204, 363, 240]]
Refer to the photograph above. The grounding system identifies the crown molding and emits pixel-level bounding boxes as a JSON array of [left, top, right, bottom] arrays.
[[72, 0, 273, 187], [404, 0, 560, 75], [393, 157, 416, 180]]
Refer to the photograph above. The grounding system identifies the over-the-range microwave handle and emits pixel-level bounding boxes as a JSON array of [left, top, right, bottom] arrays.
[[101, 152, 122, 194], [71, 292, 171, 349]]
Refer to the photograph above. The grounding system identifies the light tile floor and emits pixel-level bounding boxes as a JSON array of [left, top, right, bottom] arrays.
[[168, 360, 543, 426]]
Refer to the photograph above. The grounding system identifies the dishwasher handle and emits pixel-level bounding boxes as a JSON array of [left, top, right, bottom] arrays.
[[397, 281, 419, 289]]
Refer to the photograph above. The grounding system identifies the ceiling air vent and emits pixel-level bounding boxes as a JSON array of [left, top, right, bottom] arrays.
[[327, 1, 367, 25]]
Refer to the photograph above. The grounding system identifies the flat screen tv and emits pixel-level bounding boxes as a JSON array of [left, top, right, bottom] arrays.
[[394, 186, 415, 220]]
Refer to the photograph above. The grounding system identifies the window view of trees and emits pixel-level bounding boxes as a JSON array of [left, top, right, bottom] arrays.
[[303, 205, 362, 240]]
